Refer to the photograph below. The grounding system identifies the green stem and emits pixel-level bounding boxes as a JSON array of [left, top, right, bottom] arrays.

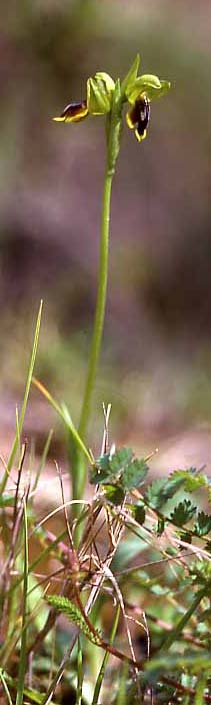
[[78, 166, 113, 441], [70, 163, 113, 509], [70, 83, 122, 525]]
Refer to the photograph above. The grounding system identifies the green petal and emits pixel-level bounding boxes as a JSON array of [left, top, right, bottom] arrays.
[[127, 75, 170, 102], [87, 73, 114, 115], [121, 53, 140, 99], [94, 72, 115, 92]]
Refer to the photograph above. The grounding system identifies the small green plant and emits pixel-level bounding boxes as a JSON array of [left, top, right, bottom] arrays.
[[38, 54, 170, 520], [1, 54, 211, 705]]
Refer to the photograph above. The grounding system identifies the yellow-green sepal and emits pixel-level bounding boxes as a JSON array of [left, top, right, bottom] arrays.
[[87, 72, 115, 115], [127, 75, 171, 103], [120, 53, 140, 99]]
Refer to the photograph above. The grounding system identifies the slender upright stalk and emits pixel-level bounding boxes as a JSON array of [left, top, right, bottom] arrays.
[[78, 165, 113, 441], [70, 83, 122, 510]]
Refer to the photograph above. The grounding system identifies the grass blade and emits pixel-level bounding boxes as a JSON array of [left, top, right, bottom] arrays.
[[76, 638, 83, 705], [0, 669, 13, 705], [16, 498, 29, 705], [92, 605, 120, 705], [32, 378, 93, 464], [0, 300, 43, 494]]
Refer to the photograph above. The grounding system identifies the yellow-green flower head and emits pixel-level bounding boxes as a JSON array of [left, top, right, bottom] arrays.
[[123, 56, 171, 142], [53, 72, 115, 123], [53, 55, 170, 143], [87, 72, 115, 114]]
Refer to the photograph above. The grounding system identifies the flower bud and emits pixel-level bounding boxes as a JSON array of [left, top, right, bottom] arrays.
[[87, 72, 115, 115]]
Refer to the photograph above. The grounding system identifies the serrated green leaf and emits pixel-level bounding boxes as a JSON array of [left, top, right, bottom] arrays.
[[90, 466, 111, 485], [170, 468, 208, 493], [194, 511, 211, 537], [95, 451, 111, 471], [90, 447, 134, 486], [109, 447, 133, 473], [144, 471, 200, 512], [121, 458, 148, 490], [144, 477, 176, 510], [170, 500, 197, 527], [46, 595, 102, 646], [144, 478, 167, 509]]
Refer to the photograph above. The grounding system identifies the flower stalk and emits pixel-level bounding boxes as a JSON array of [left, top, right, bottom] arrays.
[[53, 54, 170, 525], [70, 83, 122, 511]]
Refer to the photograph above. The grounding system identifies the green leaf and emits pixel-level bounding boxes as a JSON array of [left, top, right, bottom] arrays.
[[121, 457, 148, 490], [134, 501, 146, 526], [194, 511, 211, 537], [145, 478, 167, 509], [90, 447, 133, 485], [91, 447, 148, 492], [109, 447, 133, 474], [144, 470, 198, 511], [169, 468, 208, 492], [104, 485, 125, 505], [170, 499, 197, 527], [120, 53, 140, 98], [46, 595, 102, 646], [144, 650, 211, 684], [190, 559, 211, 584], [144, 475, 184, 510]]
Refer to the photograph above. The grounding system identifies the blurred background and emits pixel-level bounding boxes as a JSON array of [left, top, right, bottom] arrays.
[[1, 0, 211, 473]]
